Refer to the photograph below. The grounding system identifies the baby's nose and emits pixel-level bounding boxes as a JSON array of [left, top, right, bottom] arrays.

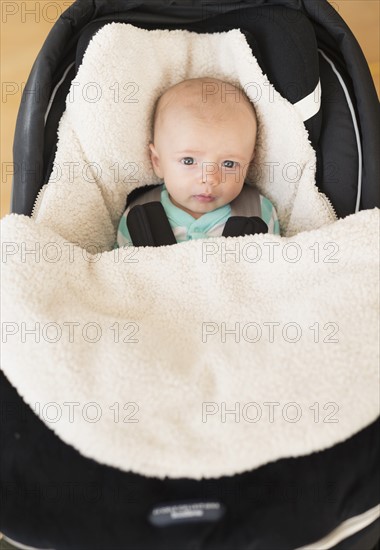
[[201, 162, 220, 186]]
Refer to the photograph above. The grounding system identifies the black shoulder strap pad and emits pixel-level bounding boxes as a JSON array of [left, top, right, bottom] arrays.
[[127, 202, 177, 247], [222, 216, 268, 237]]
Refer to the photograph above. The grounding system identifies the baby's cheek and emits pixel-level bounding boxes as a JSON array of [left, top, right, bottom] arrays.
[[224, 172, 242, 189]]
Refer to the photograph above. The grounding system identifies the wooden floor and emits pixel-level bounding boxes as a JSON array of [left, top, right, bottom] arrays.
[[1, 0, 379, 218]]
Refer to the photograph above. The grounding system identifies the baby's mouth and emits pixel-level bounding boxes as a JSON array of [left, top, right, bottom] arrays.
[[194, 194, 216, 202]]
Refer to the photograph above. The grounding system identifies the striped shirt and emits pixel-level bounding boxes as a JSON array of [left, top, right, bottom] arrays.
[[116, 183, 280, 248]]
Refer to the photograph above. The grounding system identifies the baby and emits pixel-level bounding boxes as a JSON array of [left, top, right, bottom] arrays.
[[116, 77, 280, 247]]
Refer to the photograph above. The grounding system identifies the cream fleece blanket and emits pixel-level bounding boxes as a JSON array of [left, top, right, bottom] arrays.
[[1, 23, 379, 480]]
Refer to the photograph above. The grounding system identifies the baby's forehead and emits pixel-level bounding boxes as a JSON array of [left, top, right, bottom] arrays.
[[158, 82, 255, 125], [162, 79, 247, 110], [151, 79, 257, 144]]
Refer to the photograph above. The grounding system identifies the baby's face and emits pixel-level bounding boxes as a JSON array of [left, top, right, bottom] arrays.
[[149, 105, 257, 219]]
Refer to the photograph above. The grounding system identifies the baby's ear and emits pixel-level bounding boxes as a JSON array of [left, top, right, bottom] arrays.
[[149, 143, 163, 178]]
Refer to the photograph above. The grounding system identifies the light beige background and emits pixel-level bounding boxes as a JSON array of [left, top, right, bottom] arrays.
[[1, 0, 379, 218]]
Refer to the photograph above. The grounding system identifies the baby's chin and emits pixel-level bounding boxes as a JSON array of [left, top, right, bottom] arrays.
[[186, 198, 225, 218]]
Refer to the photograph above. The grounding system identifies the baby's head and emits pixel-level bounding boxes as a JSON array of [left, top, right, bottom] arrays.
[[149, 77, 257, 219]]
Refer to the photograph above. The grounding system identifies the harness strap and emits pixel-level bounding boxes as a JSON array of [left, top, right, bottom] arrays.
[[126, 186, 162, 212], [230, 183, 262, 217], [222, 216, 268, 237], [127, 202, 177, 247]]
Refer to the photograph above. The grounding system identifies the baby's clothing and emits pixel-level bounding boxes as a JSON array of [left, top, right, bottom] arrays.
[[116, 183, 280, 248]]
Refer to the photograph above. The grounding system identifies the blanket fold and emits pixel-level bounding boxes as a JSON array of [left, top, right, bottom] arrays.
[[1, 207, 379, 479]]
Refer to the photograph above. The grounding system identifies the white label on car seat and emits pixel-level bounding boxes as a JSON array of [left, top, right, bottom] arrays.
[[148, 500, 225, 526]]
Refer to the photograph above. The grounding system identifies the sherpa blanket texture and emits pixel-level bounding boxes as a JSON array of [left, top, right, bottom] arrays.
[[1, 23, 379, 479]]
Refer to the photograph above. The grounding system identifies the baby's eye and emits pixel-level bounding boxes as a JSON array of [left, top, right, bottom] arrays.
[[181, 157, 195, 165], [223, 160, 238, 169]]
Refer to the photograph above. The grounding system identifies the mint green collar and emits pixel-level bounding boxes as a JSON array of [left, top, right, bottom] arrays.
[[160, 183, 231, 238]]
